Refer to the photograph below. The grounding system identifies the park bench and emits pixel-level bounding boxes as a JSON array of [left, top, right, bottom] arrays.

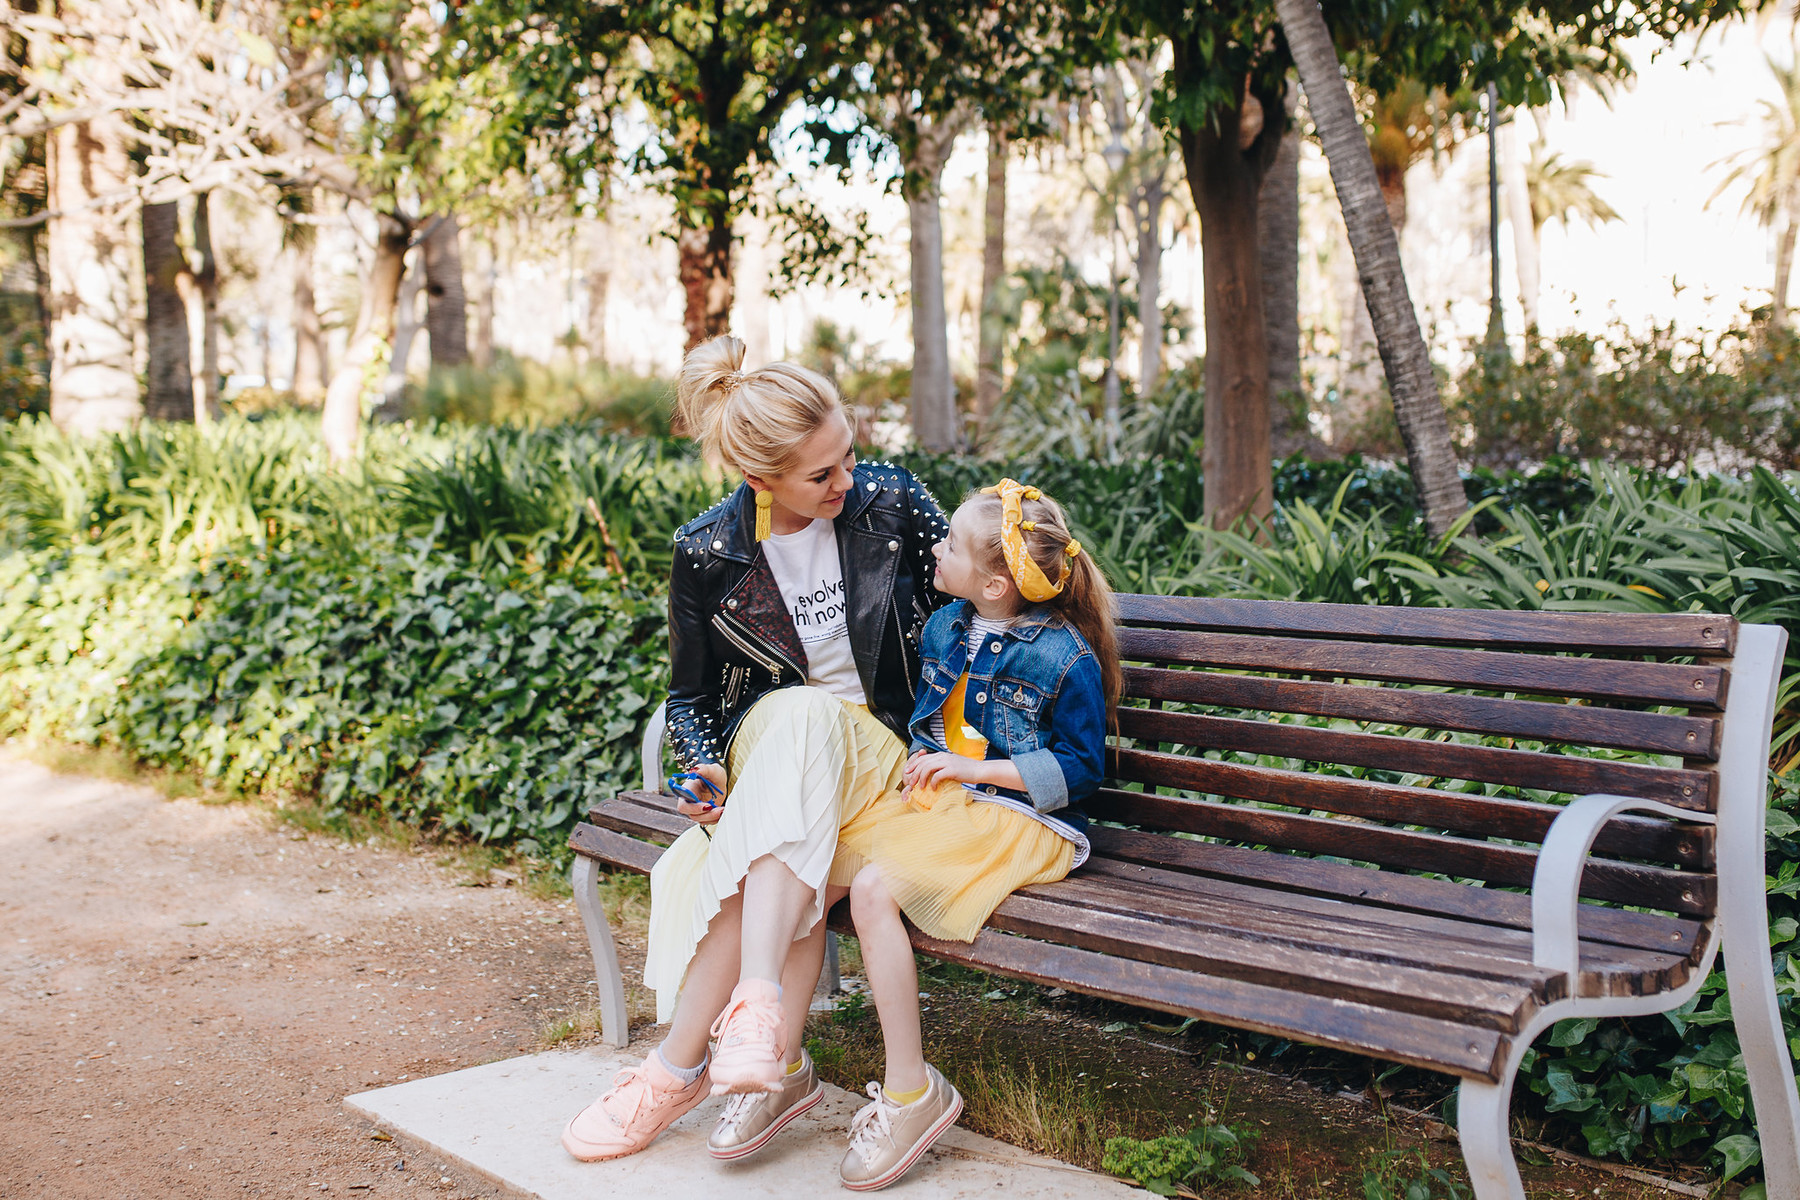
[[567, 595, 1800, 1200]]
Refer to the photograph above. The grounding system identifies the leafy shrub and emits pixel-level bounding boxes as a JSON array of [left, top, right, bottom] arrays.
[[1102, 1123, 1260, 1194], [1359, 1147, 1468, 1200], [1453, 318, 1800, 472], [413, 357, 674, 433]]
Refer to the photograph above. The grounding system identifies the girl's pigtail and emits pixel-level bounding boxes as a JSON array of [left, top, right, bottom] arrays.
[[1053, 550, 1122, 713]]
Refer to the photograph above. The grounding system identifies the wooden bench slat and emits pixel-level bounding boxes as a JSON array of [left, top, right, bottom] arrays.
[[1120, 629, 1729, 710], [589, 792, 688, 845], [1124, 666, 1721, 759], [984, 890, 1549, 1032], [1052, 868, 1693, 998], [1115, 707, 1717, 812], [569, 822, 663, 874], [1081, 826, 1706, 961], [1106, 748, 1714, 869], [1116, 596, 1738, 656], [873, 924, 1510, 1081], [1084, 788, 1716, 915]]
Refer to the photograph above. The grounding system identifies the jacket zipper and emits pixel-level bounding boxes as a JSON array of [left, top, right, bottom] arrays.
[[713, 611, 801, 681], [724, 664, 746, 710], [892, 594, 917, 701]]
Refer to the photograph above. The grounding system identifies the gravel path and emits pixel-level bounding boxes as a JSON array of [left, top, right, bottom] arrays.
[[0, 751, 634, 1200]]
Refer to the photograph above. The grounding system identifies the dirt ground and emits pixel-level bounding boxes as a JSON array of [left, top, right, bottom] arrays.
[[1, 748, 1722, 1200], [0, 750, 616, 1200]]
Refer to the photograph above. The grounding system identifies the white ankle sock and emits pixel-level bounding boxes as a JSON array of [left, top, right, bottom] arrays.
[[655, 1046, 706, 1085]]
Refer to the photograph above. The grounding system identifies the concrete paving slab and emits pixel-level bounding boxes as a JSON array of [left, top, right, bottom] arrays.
[[345, 1047, 1139, 1200]]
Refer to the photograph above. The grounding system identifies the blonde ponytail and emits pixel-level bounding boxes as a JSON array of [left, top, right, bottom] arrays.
[[674, 334, 845, 479]]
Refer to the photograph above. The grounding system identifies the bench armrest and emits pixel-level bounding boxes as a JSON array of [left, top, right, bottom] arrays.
[[1531, 793, 1715, 979], [643, 701, 668, 792]]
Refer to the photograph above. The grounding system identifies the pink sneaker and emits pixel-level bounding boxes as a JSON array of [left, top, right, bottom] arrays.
[[708, 979, 787, 1095], [561, 1054, 710, 1161]]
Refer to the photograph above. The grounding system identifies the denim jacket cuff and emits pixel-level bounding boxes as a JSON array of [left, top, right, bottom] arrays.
[[1013, 748, 1068, 813]]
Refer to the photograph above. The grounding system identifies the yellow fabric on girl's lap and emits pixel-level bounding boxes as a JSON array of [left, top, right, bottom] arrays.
[[833, 781, 1074, 943]]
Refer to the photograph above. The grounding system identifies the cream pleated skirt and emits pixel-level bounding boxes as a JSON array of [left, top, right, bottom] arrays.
[[643, 686, 907, 1022]]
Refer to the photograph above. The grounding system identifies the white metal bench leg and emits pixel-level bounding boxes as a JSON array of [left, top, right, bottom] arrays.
[[1456, 1077, 1526, 1200], [811, 932, 841, 1012], [571, 856, 630, 1048]]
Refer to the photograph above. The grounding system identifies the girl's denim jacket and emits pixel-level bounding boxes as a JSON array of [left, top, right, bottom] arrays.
[[905, 599, 1106, 818]]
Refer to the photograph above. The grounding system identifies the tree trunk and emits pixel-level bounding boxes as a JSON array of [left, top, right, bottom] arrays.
[[585, 261, 610, 366], [177, 193, 221, 421], [1499, 117, 1539, 334], [1276, 0, 1468, 540], [423, 213, 469, 368], [975, 124, 1008, 434], [1136, 170, 1166, 395], [290, 234, 326, 398], [47, 114, 139, 433], [1775, 216, 1796, 328], [906, 110, 972, 453], [1178, 93, 1282, 529], [383, 248, 424, 407], [142, 201, 194, 421], [471, 234, 495, 369], [1259, 120, 1304, 455], [322, 212, 410, 464], [678, 217, 732, 353]]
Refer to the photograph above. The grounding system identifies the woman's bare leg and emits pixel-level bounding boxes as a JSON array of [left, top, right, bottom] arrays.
[[850, 865, 927, 1095], [659, 891, 744, 1068], [779, 884, 849, 1061], [739, 853, 819, 983]]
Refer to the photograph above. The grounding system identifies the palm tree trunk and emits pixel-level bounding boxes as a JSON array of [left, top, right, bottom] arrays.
[[46, 112, 139, 433], [975, 123, 1008, 435], [423, 213, 469, 367], [142, 201, 194, 421], [322, 211, 410, 464], [1275, 0, 1467, 539], [907, 111, 972, 452], [678, 215, 732, 353], [1499, 117, 1540, 335], [1136, 169, 1166, 395], [1260, 118, 1304, 455]]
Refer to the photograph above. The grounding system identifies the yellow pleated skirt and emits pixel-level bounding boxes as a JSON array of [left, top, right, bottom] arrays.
[[643, 686, 907, 1022], [833, 779, 1076, 944]]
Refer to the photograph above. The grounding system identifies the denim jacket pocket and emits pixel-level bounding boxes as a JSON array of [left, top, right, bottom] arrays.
[[993, 677, 1047, 749]]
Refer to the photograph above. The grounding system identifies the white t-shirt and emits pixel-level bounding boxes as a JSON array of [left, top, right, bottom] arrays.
[[761, 518, 866, 703]]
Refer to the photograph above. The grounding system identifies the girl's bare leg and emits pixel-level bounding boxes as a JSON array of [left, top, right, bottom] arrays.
[[850, 865, 927, 1095]]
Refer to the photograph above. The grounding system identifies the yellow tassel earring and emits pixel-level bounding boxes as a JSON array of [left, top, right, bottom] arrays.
[[754, 489, 774, 542]]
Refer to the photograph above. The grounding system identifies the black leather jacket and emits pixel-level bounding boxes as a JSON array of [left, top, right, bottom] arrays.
[[665, 462, 952, 770]]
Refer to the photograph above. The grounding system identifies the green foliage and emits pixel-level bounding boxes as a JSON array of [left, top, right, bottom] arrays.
[[1358, 1147, 1468, 1200], [413, 359, 674, 433], [1453, 319, 1800, 471], [1102, 1123, 1261, 1194]]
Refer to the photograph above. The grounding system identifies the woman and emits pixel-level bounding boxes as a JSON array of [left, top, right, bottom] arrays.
[[562, 335, 949, 1162]]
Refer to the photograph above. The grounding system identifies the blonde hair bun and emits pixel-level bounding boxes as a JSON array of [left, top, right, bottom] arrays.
[[675, 334, 844, 480]]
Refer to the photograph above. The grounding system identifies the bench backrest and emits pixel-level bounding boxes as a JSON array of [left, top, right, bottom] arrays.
[[1098, 596, 1748, 920]]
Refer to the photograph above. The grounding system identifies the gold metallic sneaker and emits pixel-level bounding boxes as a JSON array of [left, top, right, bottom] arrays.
[[707, 1048, 825, 1161], [838, 1064, 963, 1191]]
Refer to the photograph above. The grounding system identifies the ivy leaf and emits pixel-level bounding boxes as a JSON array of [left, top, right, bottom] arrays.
[[1714, 1133, 1761, 1182]]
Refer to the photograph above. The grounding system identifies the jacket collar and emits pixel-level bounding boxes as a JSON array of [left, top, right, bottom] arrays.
[[946, 599, 1056, 642], [713, 468, 884, 564]]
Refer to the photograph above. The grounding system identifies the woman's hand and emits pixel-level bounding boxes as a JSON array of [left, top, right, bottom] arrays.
[[673, 763, 728, 827]]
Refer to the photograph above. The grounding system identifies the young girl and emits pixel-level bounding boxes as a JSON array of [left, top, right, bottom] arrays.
[[828, 479, 1120, 1191]]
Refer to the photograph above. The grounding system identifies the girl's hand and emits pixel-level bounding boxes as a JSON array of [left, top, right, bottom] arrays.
[[905, 751, 980, 793], [672, 764, 728, 826]]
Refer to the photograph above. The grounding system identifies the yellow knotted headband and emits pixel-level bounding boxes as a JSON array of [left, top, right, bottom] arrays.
[[979, 478, 1082, 602]]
